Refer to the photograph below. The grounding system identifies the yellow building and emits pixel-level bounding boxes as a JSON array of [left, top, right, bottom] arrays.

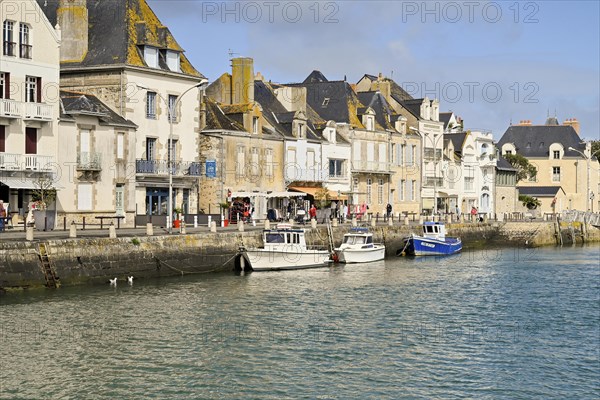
[[498, 118, 599, 213]]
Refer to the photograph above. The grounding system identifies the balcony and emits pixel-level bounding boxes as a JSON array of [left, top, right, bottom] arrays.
[[423, 177, 444, 188], [77, 152, 102, 171], [136, 160, 203, 177], [3, 41, 16, 56], [351, 160, 392, 174], [424, 148, 442, 161], [0, 99, 22, 118], [0, 153, 54, 171], [24, 102, 53, 121], [20, 44, 32, 59]]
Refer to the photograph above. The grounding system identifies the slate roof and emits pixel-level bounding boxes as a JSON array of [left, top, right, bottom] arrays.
[[204, 98, 246, 132], [445, 132, 467, 155], [439, 112, 453, 129], [496, 156, 517, 171], [60, 91, 137, 128], [518, 186, 564, 197], [303, 70, 329, 83], [37, 0, 203, 77], [400, 99, 423, 119], [356, 91, 396, 130], [497, 125, 587, 158], [388, 79, 414, 102]]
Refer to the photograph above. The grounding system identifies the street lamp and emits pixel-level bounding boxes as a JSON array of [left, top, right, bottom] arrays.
[[410, 127, 444, 214], [138, 79, 208, 233], [568, 146, 591, 211]]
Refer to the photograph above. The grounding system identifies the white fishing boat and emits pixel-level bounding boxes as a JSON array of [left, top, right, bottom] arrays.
[[239, 224, 331, 271], [334, 227, 386, 264]]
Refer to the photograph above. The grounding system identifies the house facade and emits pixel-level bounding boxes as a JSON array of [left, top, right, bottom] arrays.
[[0, 0, 60, 220], [498, 118, 598, 213], [37, 0, 206, 225]]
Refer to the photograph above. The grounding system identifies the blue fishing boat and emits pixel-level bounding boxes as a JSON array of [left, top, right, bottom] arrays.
[[398, 222, 462, 256]]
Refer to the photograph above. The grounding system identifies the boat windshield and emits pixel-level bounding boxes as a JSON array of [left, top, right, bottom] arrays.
[[265, 233, 286, 243], [344, 235, 366, 245]]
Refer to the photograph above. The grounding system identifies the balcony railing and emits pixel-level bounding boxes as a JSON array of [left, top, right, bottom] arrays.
[[0, 153, 54, 171], [0, 99, 22, 118], [3, 41, 16, 56], [24, 102, 53, 120], [423, 177, 444, 187], [136, 160, 203, 176], [19, 44, 32, 59], [424, 148, 442, 161], [351, 160, 392, 173], [77, 152, 102, 171]]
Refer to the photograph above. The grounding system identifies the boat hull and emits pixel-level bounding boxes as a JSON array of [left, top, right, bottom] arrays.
[[242, 248, 331, 271], [401, 236, 462, 256], [335, 246, 385, 263]]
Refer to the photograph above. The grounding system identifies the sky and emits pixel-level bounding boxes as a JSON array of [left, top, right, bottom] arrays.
[[147, 0, 600, 142]]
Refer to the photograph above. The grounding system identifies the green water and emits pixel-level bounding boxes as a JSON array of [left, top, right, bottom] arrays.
[[1, 245, 599, 399]]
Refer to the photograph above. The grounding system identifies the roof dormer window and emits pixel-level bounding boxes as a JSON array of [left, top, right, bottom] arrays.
[[165, 50, 180, 72], [322, 98, 330, 107], [144, 46, 159, 68], [366, 115, 374, 131]]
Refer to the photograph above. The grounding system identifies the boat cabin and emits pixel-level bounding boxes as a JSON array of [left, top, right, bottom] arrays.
[[341, 227, 375, 248], [422, 222, 446, 240], [263, 224, 307, 248]]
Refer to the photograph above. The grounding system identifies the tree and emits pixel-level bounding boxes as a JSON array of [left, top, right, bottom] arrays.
[[314, 187, 331, 209], [504, 153, 537, 182], [519, 195, 541, 210], [591, 140, 600, 163], [31, 175, 57, 210]]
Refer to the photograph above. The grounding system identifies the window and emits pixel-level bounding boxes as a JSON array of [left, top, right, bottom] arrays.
[[146, 138, 156, 161], [366, 116, 374, 131], [379, 143, 387, 168], [77, 183, 93, 211], [19, 23, 31, 59], [265, 148, 274, 178], [378, 179, 384, 205], [399, 179, 405, 201], [252, 117, 259, 134], [144, 46, 159, 68], [464, 177, 474, 191], [115, 185, 124, 216], [411, 180, 417, 201], [3, 21, 15, 56], [0, 72, 8, 99], [329, 159, 345, 178], [296, 123, 304, 138], [250, 147, 259, 177], [398, 144, 405, 166], [25, 76, 40, 102], [117, 133, 124, 159], [25, 127, 36, 154], [168, 139, 177, 163], [552, 166, 561, 182], [353, 178, 359, 191], [406, 145, 414, 166], [168, 95, 177, 122], [367, 178, 372, 204], [146, 92, 156, 119], [236, 146, 245, 178], [553, 150, 560, 159], [0, 125, 5, 152], [406, 180, 413, 201], [165, 50, 180, 72], [526, 142, 531, 149], [505, 150, 512, 155], [322, 98, 330, 107], [391, 144, 395, 165]]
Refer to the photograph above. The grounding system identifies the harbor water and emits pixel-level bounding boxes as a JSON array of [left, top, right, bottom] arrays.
[[1, 245, 599, 399]]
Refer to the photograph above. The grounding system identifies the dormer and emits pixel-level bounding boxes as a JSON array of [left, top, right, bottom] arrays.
[[160, 49, 181, 72], [362, 107, 376, 131], [395, 116, 407, 134], [549, 143, 564, 160], [143, 45, 159, 68], [292, 110, 307, 139], [324, 120, 337, 143], [502, 143, 516, 156], [431, 99, 439, 122], [421, 97, 430, 120]]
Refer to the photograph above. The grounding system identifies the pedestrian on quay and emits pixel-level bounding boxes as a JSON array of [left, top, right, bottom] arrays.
[[386, 203, 392, 219], [455, 205, 461, 221], [309, 204, 317, 220], [0, 200, 5, 232], [342, 203, 348, 223], [470, 206, 478, 222]]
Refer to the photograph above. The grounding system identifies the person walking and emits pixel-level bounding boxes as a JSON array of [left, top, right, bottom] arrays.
[[455, 205, 461, 222], [309, 204, 317, 220], [470, 206, 478, 222], [386, 203, 392, 219], [0, 200, 5, 232]]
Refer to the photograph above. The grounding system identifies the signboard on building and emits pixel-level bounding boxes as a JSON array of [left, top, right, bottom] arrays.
[[205, 160, 217, 178]]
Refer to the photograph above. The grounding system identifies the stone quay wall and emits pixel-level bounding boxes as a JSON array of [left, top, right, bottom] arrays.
[[1, 222, 598, 291]]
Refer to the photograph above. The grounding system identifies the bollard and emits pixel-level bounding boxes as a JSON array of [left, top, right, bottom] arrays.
[[109, 223, 117, 239], [418, 216, 424, 225], [351, 217, 357, 227], [289, 218, 295, 225], [404, 216, 410, 226], [311, 219, 317, 229], [252, 218, 256, 227], [69, 221, 77, 238], [264, 220, 271, 230], [204, 216, 208, 228], [459, 215, 464, 223], [238, 220, 244, 232], [446, 215, 452, 224], [210, 221, 217, 233], [26, 226, 34, 241], [371, 218, 376, 227], [483, 215, 489, 223], [388, 217, 393, 227], [433, 215, 439, 222], [146, 222, 153, 236], [332, 218, 338, 227], [181, 222, 187, 234]]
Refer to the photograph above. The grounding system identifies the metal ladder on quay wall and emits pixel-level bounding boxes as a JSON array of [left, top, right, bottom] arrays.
[[38, 243, 60, 288], [326, 223, 335, 254]]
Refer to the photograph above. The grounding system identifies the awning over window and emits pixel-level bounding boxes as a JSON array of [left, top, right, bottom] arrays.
[[288, 186, 348, 201], [0, 176, 40, 189]]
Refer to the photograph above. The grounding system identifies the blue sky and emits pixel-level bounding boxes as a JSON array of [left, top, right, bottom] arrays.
[[148, 0, 600, 141]]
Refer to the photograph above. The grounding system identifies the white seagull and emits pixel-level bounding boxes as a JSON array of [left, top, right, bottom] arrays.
[[109, 277, 117, 286], [127, 276, 134, 285]]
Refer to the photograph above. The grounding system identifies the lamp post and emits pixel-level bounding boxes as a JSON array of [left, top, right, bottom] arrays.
[[138, 79, 208, 233], [568, 146, 590, 211], [410, 127, 444, 214]]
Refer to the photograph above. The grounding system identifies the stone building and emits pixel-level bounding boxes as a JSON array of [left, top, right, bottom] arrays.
[[498, 117, 598, 213], [0, 0, 61, 221], [37, 0, 207, 226]]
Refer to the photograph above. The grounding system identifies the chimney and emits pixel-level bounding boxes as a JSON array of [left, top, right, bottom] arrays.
[[563, 118, 580, 135], [518, 120, 532, 126], [57, 0, 88, 63], [231, 57, 254, 104]]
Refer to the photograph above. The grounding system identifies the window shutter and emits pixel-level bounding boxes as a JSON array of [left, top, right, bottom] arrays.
[[78, 183, 93, 211], [0, 125, 5, 152], [5, 73, 9, 99], [36, 77, 42, 102]]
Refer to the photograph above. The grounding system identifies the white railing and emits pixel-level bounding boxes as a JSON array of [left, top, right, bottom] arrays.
[[77, 152, 102, 170], [352, 160, 391, 173], [0, 153, 54, 171], [24, 102, 53, 120], [0, 153, 21, 169], [0, 99, 22, 118]]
